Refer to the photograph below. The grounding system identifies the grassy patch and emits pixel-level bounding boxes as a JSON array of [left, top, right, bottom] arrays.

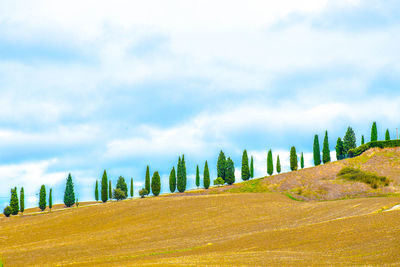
[[227, 179, 270, 193], [337, 167, 390, 189], [284, 193, 303, 201]]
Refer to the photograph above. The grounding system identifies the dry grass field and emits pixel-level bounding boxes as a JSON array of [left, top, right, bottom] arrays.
[[0, 192, 399, 266]]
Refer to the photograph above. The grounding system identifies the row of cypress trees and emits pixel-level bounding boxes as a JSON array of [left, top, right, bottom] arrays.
[[96, 170, 134, 202]]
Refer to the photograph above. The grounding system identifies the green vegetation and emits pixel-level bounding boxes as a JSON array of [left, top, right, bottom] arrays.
[[151, 171, 161, 196], [203, 161, 210, 189], [108, 180, 112, 199], [290, 146, 298, 171], [49, 188, 53, 211], [39, 185, 46, 211], [343, 127, 357, 155], [337, 167, 390, 189], [371, 121, 378, 142], [101, 170, 108, 203], [348, 139, 400, 157], [277, 155, 281, 173], [217, 151, 226, 181], [169, 167, 176, 193], [385, 129, 390, 141], [130, 178, 134, 198], [267, 149, 273, 176], [227, 178, 270, 193], [19, 187, 24, 213], [139, 188, 148, 198], [116, 176, 128, 198], [95, 180, 99, 201], [177, 155, 187, 193], [313, 135, 321, 166], [250, 156, 254, 178], [336, 137, 344, 160], [196, 165, 200, 188], [225, 157, 235, 185], [64, 174, 75, 207], [241, 150, 250, 181], [322, 131, 331, 164], [145, 165, 151, 195], [361, 135, 365, 145], [3, 206, 12, 217], [10, 187, 19, 215], [300, 152, 304, 169], [113, 188, 126, 200], [214, 177, 224, 186]]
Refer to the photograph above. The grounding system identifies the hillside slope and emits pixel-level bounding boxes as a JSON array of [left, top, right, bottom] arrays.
[[205, 147, 400, 200], [0, 193, 399, 266]]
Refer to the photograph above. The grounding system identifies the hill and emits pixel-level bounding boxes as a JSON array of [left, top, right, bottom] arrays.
[[0, 193, 399, 266], [202, 147, 400, 200]]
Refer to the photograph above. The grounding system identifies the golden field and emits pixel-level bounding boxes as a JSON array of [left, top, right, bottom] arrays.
[[0, 192, 399, 266]]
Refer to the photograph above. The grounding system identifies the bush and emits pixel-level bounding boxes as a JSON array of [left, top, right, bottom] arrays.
[[348, 140, 400, 157], [139, 188, 148, 198], [213, 177, 224, 186], [113, 188, 126, 200], [3, 206, 12, 217], [337, 167, 390, 188]]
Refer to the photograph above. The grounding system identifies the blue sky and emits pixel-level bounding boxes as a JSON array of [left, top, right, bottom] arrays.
[[0, 0, 399, 208]]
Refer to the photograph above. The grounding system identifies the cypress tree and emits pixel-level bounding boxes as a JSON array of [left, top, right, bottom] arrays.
[[101, 170, 108, 203], [196, 165, 200, 188], [182, 155, 187, 191], [322, 131, 331, 164], [217, 150, 226, 181], [250, 156, 254, 178], [203, 161, 210, 189], [313, 135, 321, 166], [290, 146, 298, 171], [19, 187, 24, 213], [276, 155, 281, 174], [49, 188, 53, 211], [225, 157, 235, 185], [385, 129, 390, 141], [10, 187, 19, 215], [169, 167, 176, 193], [64, 173, 75, 207], [267, 149, 273, 176], [177, 155, 187, 193], [301, 152, 305, 169], [177, 156, 182, 192], [371, 122, 378, 142], [109, 180, 112, 199], [241, 150, 250, 181], [361, 135, 365, 145], [336, 137, 344, 160], [95, 180, 99, 201], [116, 176, 128, 198], [39, 185, 46, 211], [145, 165, 151, 195], [130, 178, 134, 198], [343, 127, 357, 155], [151, 171, 161, 196]]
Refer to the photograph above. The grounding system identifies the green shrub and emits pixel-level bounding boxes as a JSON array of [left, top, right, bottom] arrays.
[[348, 140, 400, 158], [337, 167, 390, 188], [213, 177, 225, 186], [3, 206, 12, 217], [139, 188, 148, 198], [113, 188, 126, 200]]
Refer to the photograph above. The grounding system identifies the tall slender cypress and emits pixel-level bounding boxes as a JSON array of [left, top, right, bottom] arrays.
[[39, 185, 46, 211], [49, 188, 53, 211], [276, 155, 281, 174], [290, 146, 298, 171], [301, 152, 305, 169], [217, 151, 226, 181], [151, 171, 161, 196], [196, 165, 200, 188], [182, 155, 187, 191], [371, 122, 378, 142], [241, 150, 250, 181], [267, 149, 273, 176], [322, 131, 331, 164], [250, 156, 254, 178], [385, 129, 390, 141], [169, 167, 176, 193], [313, 135, 321, 166], [95, 180, 99, 201], [101, 170, 108, 203], [130, 178, 134, 198], [19, 187, 24, 213], [177, 155, 187, 192], [109, 180, 112, 199], [10, 187, 19, 215], [225, 157, 235, 185], [145, 165, 151, 195], [203, 161, 210, 189], [361, 135, 365, 145], [64, 173, 75, 207]]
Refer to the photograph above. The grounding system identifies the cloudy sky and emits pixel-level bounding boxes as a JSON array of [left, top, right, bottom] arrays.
[[1, 0, 399, 207]]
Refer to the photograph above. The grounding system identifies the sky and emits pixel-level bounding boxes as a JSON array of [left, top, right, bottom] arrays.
[[0, 0, 400, 208]]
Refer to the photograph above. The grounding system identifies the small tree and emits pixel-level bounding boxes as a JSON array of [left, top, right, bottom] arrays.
[[300, 152, 305, 169], [385, 129, 390, 141], [217, 150, 226, 181], [322, 131, 331, 164], [313, 135, 321, 166], [203, 160, 210, 189], [196, 165, 200, 188], [151, 171, 161, 196], [241, 150, 250, 181], [3, 206, 12, 217], [95, 180, 99, 201], [113, 188, 126, 201], [177, 155, 187, 193], [108, 180, 112, 199], [139, 188, 148, 198], [10, 187, 19, 215], [336, 137, 344, 160], [20, 187, 24, 213], [214, 177, 224, 186], [39, 185, 46, 211], [49, 188, 53, 211], [101, 170, 108, 203], [116, 176, 128, 198], [130, 178, 134, 198], [145, 165, 151, 195], [250, 156, 254, 178], [361, 135, 365, 145], [343, 127, 357, 155], [267, 149, 273, 176], [225, 157, 235, 185], [169, 167, 176, 193], [64, 173, 75, 207], [276, 155, 281, 174], [290, 146, 298, 171], [371, 122, 378, 142]]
